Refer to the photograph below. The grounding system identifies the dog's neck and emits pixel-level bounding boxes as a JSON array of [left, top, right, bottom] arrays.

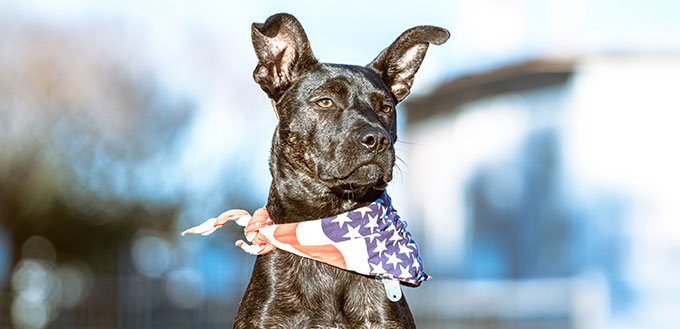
[[266, 181, 382, 225], [266, 139, 383, 224]]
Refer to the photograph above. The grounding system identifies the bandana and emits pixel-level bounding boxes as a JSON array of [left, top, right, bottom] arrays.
[[182, 192, 431, 288]]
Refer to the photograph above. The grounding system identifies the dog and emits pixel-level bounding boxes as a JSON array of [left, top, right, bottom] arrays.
[[234, 13, 449, 329]]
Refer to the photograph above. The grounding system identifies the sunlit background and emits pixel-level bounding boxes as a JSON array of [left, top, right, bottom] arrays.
[[1, 1, 679, 328]]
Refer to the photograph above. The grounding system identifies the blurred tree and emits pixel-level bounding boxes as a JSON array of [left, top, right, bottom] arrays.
[[0, 17, 194, 326]]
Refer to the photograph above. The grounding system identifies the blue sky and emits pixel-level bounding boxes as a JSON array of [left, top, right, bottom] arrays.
[[3, 0, 679, 220]]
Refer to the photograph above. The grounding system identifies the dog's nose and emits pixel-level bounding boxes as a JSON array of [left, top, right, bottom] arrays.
[[357, 127, 391, 153]]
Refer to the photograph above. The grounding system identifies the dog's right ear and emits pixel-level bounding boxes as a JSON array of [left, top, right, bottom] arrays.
[[252, 13, 317, 101]]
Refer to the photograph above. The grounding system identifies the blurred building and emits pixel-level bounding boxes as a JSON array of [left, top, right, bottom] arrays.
[[401, 55, 680, 329]]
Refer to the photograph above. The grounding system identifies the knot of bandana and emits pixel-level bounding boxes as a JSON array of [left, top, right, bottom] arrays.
[[182, 192, 431, 286]]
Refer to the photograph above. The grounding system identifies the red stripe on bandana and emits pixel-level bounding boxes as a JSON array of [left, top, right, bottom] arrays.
[[272, 223, 298, 244]]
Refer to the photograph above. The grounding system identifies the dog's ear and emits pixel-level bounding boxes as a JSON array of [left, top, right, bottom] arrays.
[[367, 26, 449, 102], [252, 13, 317, 101]]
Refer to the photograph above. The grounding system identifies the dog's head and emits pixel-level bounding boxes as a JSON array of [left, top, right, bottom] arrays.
[[252, 13, 448, 197]]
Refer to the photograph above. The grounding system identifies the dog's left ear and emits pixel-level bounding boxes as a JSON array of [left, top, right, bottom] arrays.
[[252, 13, 318, 101], [367, 26, 449, 102]]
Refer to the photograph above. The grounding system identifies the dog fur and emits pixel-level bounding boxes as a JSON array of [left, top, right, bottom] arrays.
[[233, 13, 448, 329]]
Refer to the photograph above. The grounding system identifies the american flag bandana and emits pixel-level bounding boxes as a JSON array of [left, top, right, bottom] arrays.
[[181, 192, 431, 287]]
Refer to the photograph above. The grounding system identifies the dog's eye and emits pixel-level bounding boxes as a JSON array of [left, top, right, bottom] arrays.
[[315, 98, 334, 108], [381, 105, 393, 113]]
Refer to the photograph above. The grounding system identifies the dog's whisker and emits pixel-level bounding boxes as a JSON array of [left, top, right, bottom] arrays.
[[394, 163, 405, 183], [395, 155, 409, 170]]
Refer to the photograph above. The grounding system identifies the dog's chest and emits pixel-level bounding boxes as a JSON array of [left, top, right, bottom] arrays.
[[250, 251, 413, 328]]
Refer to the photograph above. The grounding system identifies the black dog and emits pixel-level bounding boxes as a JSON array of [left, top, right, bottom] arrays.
[[234, 13, 448, 329]]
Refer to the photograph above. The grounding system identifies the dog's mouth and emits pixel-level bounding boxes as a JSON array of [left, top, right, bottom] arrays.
[[319, 163, 391, 194]]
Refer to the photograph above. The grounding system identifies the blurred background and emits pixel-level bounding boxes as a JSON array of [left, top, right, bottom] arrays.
[[1, 0, 679, 328]]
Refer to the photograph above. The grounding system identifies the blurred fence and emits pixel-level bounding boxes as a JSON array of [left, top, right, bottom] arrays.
[[407, 276, 608, 329], [1, 275, 245, 329], [1, 275, 607, 329]]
